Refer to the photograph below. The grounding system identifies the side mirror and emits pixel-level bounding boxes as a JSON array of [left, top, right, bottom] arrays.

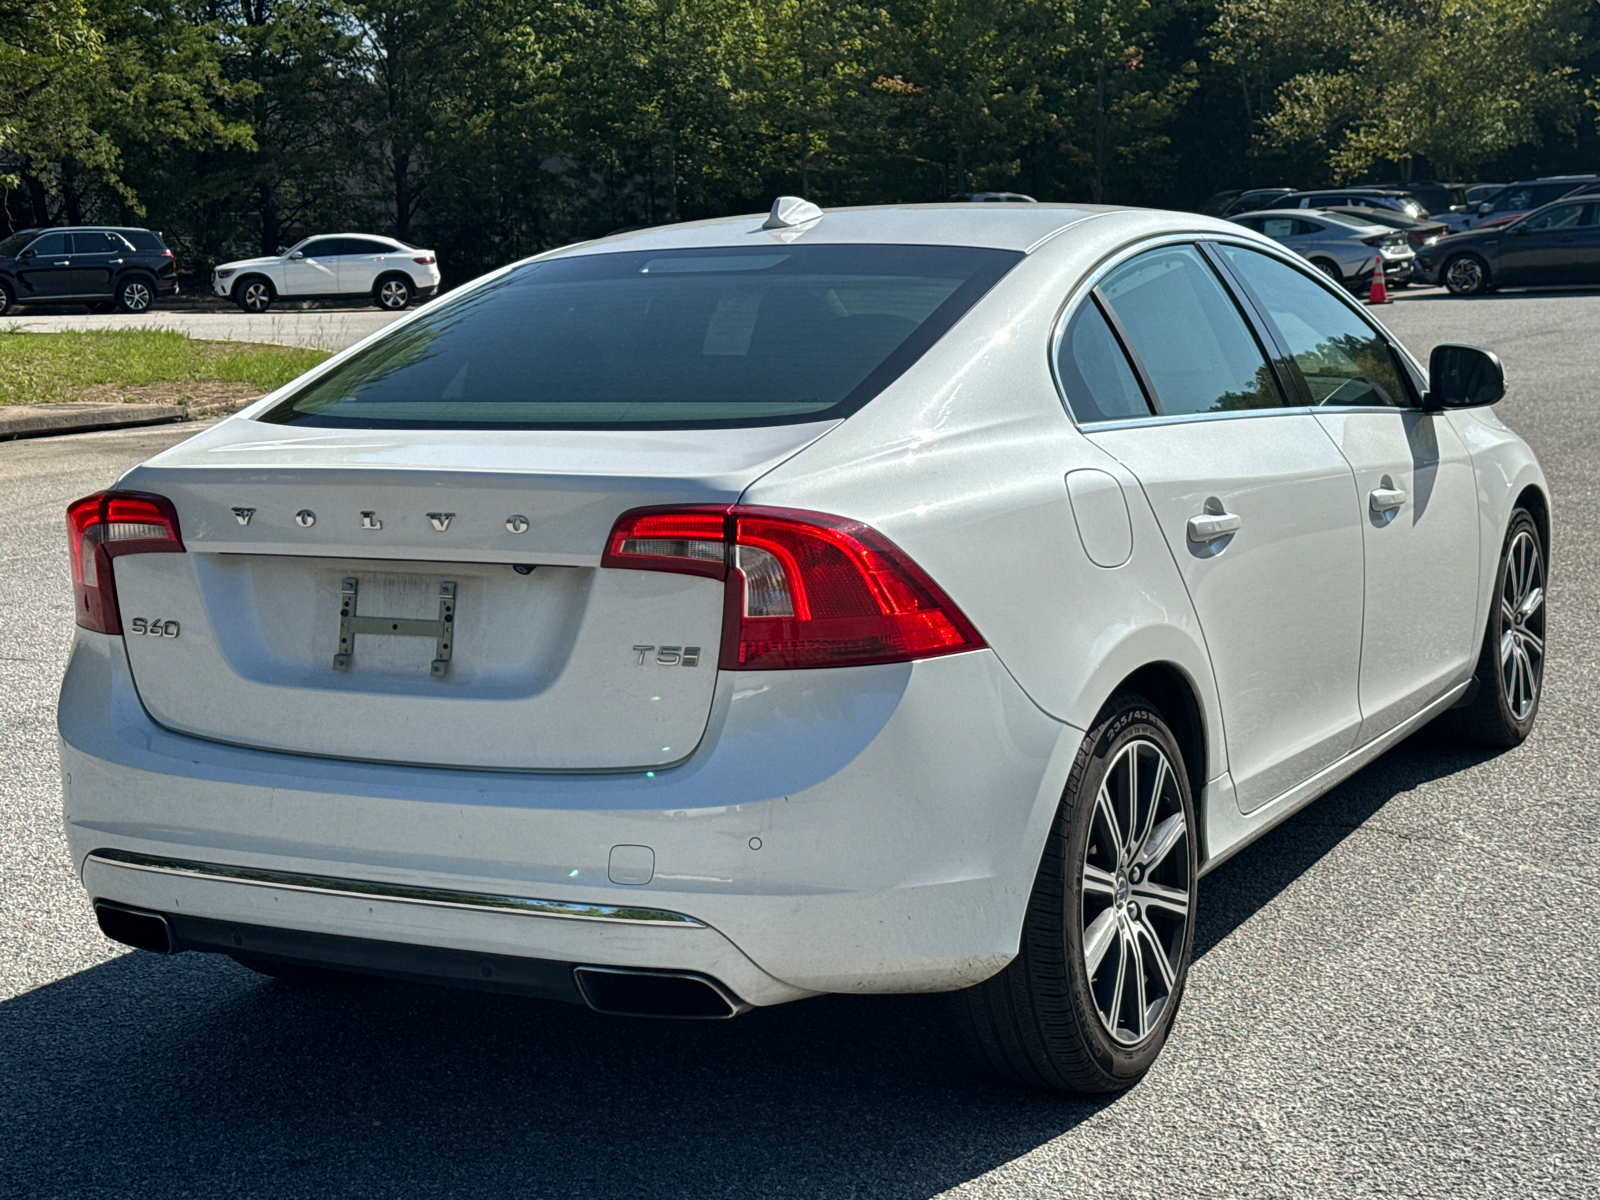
[[1425, 344, 1505, 412], [290, 250, 305, 261], [1513, 224, 1529, 236], [1477, 201, 1492, 215], [18, 248, 33, 261]]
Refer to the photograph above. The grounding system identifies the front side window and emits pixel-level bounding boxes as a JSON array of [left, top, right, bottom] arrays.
[[1096, 245, 1283, 417], [1219, 244, 1412, 408], [295, 239, 338, 258], [262, 244, 1021, 429], [27, 232, 68, 256], [1521, 204, 1585, 231]]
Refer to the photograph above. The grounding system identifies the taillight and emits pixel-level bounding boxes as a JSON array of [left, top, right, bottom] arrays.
[[414, 256, 436, 265], [601, 505, 985, 670], [66, 491, 184, 634]]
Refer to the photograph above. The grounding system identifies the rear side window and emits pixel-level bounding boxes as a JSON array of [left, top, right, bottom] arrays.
[[261, 244, 1021, 429], [1095, 245, 1283, 417], [1261, 218, 1298, 238], [1219, 245, 1412, 408], [346, 239, 395, 255], [1056, 300, 1151, 423], [121, 230, 165, 252]]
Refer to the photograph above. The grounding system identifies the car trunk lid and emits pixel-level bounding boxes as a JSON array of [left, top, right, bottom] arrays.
[[110, 420, 835, 770]]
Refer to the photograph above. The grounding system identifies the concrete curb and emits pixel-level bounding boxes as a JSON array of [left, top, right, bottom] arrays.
[[0, 402, 187, 441]]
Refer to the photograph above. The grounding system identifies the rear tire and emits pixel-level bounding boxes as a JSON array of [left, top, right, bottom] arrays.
[[1440, 509, 1545, 747], [374, 275, 413, 310], [115, 277, 155, 314], [1443, 253, 1491, 296], [949, 692, 1197, 1092], [234, 276, 275, 313], [1312, 258, 1343, 285]]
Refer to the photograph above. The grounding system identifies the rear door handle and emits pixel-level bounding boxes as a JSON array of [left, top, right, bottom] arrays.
[[53, 261, 71, 266], [1369, 487, 1406, 513], [1187, 512, 1242, 543]]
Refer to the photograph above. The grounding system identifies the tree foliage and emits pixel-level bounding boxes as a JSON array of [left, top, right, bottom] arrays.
[[3, 0, 1599, 281]]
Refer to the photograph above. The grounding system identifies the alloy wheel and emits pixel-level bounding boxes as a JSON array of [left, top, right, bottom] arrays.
[[121, 281, 152, 312], [1080, 738, 1191, 1046], [242, 282, 272, 312], [379, 280, 410, 309], [1499, 529, 1545, 720], [1446, 256, 1485, 294]]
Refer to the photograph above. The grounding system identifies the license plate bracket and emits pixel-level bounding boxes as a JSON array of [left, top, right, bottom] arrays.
[[333, 577, 456, 678]]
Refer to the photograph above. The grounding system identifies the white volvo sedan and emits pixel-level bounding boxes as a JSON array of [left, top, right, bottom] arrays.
[[211, 233, 441, 312], [62, 200, 1548, 1093]]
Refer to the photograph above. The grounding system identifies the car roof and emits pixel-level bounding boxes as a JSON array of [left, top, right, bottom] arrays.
[[1285, 188, 1411, 198], [1239, 207, 1385, 229], [546, 202, 1135, 258]]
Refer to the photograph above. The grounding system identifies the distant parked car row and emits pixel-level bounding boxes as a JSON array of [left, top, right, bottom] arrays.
[[0, 225, 439, 316], [1206, 175, 1600, 235]]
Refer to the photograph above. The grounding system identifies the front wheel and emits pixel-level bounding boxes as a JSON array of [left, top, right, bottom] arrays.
[[0, 279, 11, 315], [115, 278, 154, 314], [234, 277, 274, 313], [375, 276, 412, 310], [1444, 254, 1491, 296], [1441, 509, 1546, 746], [949, 693, 1197, 1092]]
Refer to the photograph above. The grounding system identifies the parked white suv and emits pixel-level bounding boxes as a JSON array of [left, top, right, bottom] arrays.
[[212, 234, 441, 313]]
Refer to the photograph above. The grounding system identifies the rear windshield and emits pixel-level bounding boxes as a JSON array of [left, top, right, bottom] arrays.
[[259, 243, 1021, 429]]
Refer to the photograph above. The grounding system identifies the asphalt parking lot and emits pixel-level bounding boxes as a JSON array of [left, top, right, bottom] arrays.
[[2, 286, 1598, 1199]]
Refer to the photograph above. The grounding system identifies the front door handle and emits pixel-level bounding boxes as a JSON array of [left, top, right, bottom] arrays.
[[1369, 487, 1406, 514], [53, 260, 71, 266], [108, 258, 123, 265], [1187, 511, 1242, 544]]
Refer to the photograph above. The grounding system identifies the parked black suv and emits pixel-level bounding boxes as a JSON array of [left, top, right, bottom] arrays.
[[0, 226, 178, 315]]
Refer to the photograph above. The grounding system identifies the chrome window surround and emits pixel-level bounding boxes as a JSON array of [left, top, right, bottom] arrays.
[[1048, 231, 1430, 432], [85, 848, 706, 927]]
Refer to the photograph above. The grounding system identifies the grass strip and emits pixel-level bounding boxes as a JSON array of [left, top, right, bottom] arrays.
[[0, 329, 329, 406]]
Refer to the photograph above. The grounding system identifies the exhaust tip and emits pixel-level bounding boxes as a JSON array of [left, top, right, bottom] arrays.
[[574, 966, 747, 1019], [94, 901, 176, 954]]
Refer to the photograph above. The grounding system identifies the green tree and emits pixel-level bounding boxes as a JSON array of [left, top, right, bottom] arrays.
[[1217, 0, 1586, 181]]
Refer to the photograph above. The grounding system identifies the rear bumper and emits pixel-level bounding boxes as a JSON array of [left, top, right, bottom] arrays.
[[59, 630, 1080, 1004]]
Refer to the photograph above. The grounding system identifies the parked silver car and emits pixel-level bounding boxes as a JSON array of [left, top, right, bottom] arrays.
[[1228, 208, 1415, 289]]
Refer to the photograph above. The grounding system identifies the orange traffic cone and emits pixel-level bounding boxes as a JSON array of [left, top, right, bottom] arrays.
[[1367, 254, 1389, 304]]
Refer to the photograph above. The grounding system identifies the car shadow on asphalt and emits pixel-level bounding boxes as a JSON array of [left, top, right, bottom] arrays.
[[1192, 727, 1498, 960], [0, 732, 1499, 1199]]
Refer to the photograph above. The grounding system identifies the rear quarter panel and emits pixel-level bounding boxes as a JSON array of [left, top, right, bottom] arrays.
[[739, 212, 1228, 782]]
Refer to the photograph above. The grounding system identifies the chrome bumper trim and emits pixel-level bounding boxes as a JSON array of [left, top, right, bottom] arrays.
[[85, 849, 705, 928]]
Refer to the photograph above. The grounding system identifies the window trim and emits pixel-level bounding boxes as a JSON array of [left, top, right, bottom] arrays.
[[1047, 232, 1430, 429]]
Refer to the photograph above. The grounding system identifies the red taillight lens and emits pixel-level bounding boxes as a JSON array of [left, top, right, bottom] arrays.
[[601, 505, 984, 669], [66, 491, 184, 634], [414, 256, 436, 265]]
